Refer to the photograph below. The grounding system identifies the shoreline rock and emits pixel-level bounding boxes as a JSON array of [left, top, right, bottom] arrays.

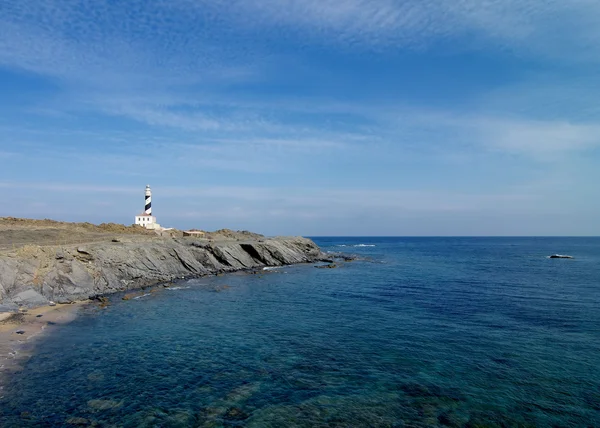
[[0, 236, 329, 309]]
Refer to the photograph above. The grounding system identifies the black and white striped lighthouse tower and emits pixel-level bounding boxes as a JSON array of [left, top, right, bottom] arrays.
[[134, 185, 159, 229], [144, 185, 152, 216]]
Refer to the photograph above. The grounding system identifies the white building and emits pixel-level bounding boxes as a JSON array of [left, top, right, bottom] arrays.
[[134, 185, 161, 230], [135, 213, 158, 229]]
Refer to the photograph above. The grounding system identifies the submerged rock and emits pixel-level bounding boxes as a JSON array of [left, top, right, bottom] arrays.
[[549, 254, 573, 259], [95, 296, 110, 308], [224, 407, 249, 421], [86, 371, 105, 382], [66, 417, 89, 425], [315, 263, 338, 269], [87, 399, 123, 411]]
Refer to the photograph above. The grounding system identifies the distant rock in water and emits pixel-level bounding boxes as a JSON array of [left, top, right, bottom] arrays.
[[549, 254, 574, 259]]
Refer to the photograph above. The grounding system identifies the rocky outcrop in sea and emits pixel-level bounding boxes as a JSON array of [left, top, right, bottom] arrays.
[[0, 236, 326, 310]]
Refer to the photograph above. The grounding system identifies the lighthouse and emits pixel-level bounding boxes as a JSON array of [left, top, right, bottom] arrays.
[[144, 184, 152, 216], [134, 185, 160, 229]]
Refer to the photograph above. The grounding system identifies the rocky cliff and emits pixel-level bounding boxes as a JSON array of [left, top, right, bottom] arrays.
[[0, 236, 327, 310]]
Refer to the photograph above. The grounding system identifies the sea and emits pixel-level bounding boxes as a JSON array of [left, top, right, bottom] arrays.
[[1, 237, 600, 427]]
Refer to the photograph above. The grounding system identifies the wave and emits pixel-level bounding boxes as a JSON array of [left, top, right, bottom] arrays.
[[335, 244, 375, 248], [133, 293, 152, 299], [263, 266, 288, 271], [166, 286, 191, 291]]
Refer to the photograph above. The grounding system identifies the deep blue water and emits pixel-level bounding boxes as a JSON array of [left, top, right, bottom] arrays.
[[1, 237, 600, 427]]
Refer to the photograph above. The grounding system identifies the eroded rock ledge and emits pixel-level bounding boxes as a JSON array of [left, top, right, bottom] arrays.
[[0, 236, 327, 309]]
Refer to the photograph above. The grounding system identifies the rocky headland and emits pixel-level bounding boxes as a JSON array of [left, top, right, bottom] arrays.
[[0, 218, 330, 310]]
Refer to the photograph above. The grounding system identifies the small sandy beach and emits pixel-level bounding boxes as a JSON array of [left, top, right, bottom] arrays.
[[0, 301, 89, 394]]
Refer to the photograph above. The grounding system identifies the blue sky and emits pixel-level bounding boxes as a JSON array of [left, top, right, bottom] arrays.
[[1, 0, 599, 235]]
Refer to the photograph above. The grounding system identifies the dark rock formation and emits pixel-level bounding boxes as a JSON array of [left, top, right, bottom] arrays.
[[0, 237, 326, 308], [549, 254, 573, 259]]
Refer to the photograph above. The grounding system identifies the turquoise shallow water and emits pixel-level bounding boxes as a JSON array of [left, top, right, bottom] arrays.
[[1, 237, 600, 427]]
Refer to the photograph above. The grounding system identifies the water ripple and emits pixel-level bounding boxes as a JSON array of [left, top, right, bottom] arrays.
[[1, 237, 600, 427]]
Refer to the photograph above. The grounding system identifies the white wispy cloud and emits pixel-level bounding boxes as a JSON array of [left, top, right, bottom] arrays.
[[181, 0, 600, 60], [0, 181, 537, 213], [473, 118, 600, 157], [0, 182, 139, 193], [370, 106, 600, 160], [0, 1, 256, 90]]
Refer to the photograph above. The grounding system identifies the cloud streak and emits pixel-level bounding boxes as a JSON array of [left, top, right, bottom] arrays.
[[182, 0, 600, 60], [384, 110, 600, 159], [0, 181, 539, 213]]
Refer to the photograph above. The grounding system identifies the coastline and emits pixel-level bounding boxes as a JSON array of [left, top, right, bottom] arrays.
[[0, 260, 343, 394], [0, 220, 336, 395], [0, 233, 327, 309], [0, 301, 89, 394]]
